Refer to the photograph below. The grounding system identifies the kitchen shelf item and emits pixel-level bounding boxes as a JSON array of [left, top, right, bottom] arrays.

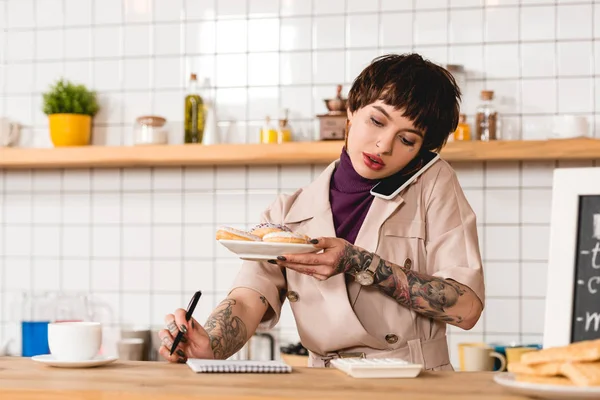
[[133, 115, 168, 145]]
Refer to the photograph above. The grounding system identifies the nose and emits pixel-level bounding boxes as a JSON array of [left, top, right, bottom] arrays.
[[376, 134, 395, 155]]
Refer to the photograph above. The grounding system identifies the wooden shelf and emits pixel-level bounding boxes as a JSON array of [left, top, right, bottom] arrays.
[[0, 138, 598, 169]]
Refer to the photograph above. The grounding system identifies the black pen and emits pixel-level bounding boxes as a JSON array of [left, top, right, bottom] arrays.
[[170, 290, 202, 356]]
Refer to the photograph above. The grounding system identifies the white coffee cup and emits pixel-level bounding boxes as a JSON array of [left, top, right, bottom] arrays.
[[48, 321, 102, 361], [551, 115, 589, 138]]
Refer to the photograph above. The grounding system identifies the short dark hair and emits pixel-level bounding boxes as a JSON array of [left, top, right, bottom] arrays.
[[347, 53, 461, 153]]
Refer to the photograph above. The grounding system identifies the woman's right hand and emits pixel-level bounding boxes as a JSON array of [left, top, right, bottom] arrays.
[[158, 308, 215, 363]]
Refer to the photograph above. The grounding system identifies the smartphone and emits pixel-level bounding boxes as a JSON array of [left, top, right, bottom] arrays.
[[370, 150, 440, 200]]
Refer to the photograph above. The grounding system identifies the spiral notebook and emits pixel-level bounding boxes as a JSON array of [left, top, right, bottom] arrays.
[[186, 359, 292, 374]]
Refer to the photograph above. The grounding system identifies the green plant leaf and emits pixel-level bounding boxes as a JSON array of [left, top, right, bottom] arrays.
[[41, 78, 100, 116]]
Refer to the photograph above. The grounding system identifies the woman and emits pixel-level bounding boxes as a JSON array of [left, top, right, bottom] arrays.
[[158, 53, 485, 370]]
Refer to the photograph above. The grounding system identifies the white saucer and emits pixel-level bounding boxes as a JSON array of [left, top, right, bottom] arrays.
[[494, 372, 600, 399], [31, 354, 118, 368], [218, 239, 320, 261]]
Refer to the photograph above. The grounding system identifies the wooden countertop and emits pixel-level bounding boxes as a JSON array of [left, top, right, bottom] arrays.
[[0, 357, 527, 400], [0, 138, 598, 169]]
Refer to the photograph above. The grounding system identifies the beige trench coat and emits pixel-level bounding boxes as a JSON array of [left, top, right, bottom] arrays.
[[230, 158, 485, 370]]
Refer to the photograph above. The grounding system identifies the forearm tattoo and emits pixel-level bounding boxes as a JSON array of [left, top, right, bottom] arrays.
[[337, 244, 466, 324], [203, 299, 248, 359]]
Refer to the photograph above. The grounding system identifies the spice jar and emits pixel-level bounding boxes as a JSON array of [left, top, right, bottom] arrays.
[[277, 109, 292, 143], [259, 116, 278, 144], [453, 114, 471, 141], [133, 115, 168, 145], [475, 90, 498, 141]]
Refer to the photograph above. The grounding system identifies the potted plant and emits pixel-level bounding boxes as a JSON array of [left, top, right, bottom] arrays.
[[42, 79, 100, 147]]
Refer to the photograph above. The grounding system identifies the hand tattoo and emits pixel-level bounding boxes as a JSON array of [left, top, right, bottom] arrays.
[[336, 244, 467, 325], [204, 299, 248, 360]]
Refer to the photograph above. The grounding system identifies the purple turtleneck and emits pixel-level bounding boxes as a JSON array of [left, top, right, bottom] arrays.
[[329, 148, 379, 245]]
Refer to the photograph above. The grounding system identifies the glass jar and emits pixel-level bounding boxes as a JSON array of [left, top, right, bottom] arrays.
[[453, 114, 471, 141], [475, 90, 498, 141], [133, 115, 168, 145]]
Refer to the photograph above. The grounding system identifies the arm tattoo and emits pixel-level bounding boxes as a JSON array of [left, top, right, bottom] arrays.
[[259, 296, 268, 306], [336, 244, 467, 324], [203, 299, 248, 359]]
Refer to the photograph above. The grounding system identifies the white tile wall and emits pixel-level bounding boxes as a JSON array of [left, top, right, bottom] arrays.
[[1, 0, 599, 367]]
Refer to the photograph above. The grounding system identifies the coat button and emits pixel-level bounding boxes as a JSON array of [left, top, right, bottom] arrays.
[[385, 334, 398, 344], [287, 291, 299, 302], [404, 258, 412, 270]]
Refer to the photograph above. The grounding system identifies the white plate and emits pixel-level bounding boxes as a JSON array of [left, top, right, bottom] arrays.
[[494, 372, 600, 399], [31, 354, 118, 368], [218, 239, 320, 261]]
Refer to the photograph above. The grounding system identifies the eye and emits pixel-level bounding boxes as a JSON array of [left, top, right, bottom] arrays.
[[399, 136, 415, 146], [370, 117, 383, 127]]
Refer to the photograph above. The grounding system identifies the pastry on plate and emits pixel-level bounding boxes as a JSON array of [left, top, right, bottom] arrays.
[[262, 231, 310, 244], [249, 223, 291, 238], [216, 226, 261, 242]]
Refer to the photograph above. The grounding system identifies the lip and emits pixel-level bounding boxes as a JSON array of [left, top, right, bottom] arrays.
[[362, 152, 385, 171], [363, 152, 386, 166]]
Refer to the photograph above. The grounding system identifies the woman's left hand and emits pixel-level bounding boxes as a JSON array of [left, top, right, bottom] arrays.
[[270, 237, 352, 281]]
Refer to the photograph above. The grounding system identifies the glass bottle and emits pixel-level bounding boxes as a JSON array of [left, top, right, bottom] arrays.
[[184, 73, 205, 144], [453, 114, 471, 141], [475, 90, 498, 141], [277, 109, 292, 143], [259, 116, 278, 144]]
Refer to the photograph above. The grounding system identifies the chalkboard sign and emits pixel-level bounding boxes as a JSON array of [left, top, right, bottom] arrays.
[[571, 195, 600, 342]]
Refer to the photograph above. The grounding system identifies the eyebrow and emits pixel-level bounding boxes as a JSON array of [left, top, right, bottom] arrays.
[[372, 105, 424, 138]]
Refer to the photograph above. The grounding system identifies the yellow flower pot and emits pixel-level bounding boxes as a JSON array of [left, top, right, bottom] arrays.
[[48, 114, 92, 147]]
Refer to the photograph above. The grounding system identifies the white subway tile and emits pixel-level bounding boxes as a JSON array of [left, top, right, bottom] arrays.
[[92, 193, 121, 224], [248, 0, 278, 17], [217, 0, 246, 18], [122, 226, 152, 258], [4, 259, 31, 291], [485, 298, 520, 334], [381, 0, 412, 11], [33, 194, 60, 224], [558, 78, 594, 114], [414, 10, 447, 45], [7, 64, 34, 94], [280, 86, 313, 119], [557, 4, 592, 40], [280, 17, 312, 51], [122, 260, 151, 291], [215, 88, 248, 121], [247, 192, 279, 224], [520, 43, 555, 78], [153, 168, 183, 190], [186, 0, 215, 19], [248, 53, 279, 86], [186, 22, 216, 54], [215, 259, 242, 292], [522, 161, 555, 188], [91, 260, 120, 291], [183, 193, 214, 224], [123, 193, 151, 224], [280, 52, 312, 85], [380, 13, 413, 47], [248, 87, 279, 121], [484, 44, 519, 79], [92, 226, 121, 258], [558, 41, 593, 77], [521, 225, 550, 261], [521, 0, 552, 4], [485, 7, 518, 43], [452, 162, 484, 188], [123, 92, 153, 125], [462, 189, 484, 222], [182, 167, 213, 191], [485, 189, 519, 224], [124, 0, 152, 23], [65, 61, 93, 89], [484, 262, 520, 297], [155, 24, 183, 56], [94, 60, 122, 91], [151, 293, 184, 326], [346, 49, 378, 83], [122, 294, 152, 327], [485, 162, 519, 188], [521, 189, 552, 224], [91, 293, 121, 324], [62, 193, 91, 225], [153, 226, 182, 258], [122, 169, 151, 191], [154, 57, 183, 89], [522, 79, 556, 115], [596, 4, 600, 39], [5, 194, 31, 224], [32, 259, 60, 292], [313, 50, 345, 84], [124, 25, 152, 56], [216, 167, 246, 189], [94, 0, 122, 24], [36, 30, 63, 61], [5, 171, 32, 191], [279, 164, 309, 189], [313, 0, 344, 14], [215, 54, 247, 87], [521, 262, 548, 298], [184, 261, 215, 292], [451, 0, 483, 7], [520, 6, 555, 41], [450, 9, 483, 44], [31, 170, 60, 192], [36, 0, 63, 27], [449, 44, 485, 81], [215, 192, 246, 224], [248, 166, 279, 190], [492, 80, 520, 114], [62, 227, 90, 258], [33, 226, 61, 258], [248, 18, 279, 52], [7, 31, 34, 61], [216, 19, 247, 53], [183, 226, 215, 258], [153, 260, 182, 292], [346, 15, 378, 48], [313, 16, 345, 49], [94, 26, 122, 58], [154, 193, 183, 225], [7, 0, 34, 29], [65, 0, 92, 26], [485, 226, 519, 261], [522, 299, 545, 334], [62, 259, 91, 292]]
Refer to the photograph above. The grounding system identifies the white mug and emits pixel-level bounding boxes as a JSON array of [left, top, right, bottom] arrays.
[[552, 115, 589, 139], [47, 321, 102, 362], [0, 117, 20, 147], [462, 345, 507, 372]]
